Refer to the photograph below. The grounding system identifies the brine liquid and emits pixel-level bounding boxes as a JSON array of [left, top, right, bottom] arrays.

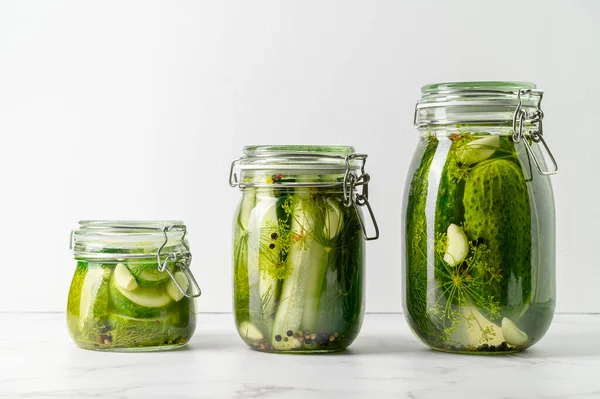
[[233, 185, 365, 352], [402, 133, 555, 354], [67, 261, 195, 352]]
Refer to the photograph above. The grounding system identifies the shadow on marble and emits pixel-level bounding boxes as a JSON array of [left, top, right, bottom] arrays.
[[348, 335, 430, 356], [519, 332, 600, 358]]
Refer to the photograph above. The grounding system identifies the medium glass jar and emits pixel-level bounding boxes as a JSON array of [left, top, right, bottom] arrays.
[[402, 82, 558, 354], [67, 221, 201, 351], [229, 145, 379, 353]]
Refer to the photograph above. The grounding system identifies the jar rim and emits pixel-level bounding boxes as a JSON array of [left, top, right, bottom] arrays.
[[421, 81, 536, 93], [243, 145, 355, 156], [234, 144, 364, 171]]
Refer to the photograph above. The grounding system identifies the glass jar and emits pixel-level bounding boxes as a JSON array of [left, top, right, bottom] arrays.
[[402, 82, 559, 354], [229, 145, 379, 353], [67, 221, 201, 352]]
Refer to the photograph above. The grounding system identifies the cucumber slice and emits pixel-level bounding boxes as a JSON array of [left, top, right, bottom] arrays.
[[127, 262, 175, 287], [323, 198, 343, 240], [77, 266, 111, 327], [166, 271, 189, 302], [169, 298, 194, 328], [271, 194, 321, 350], [67, 262, 86, 317], [114, 263, 138, 291], [109, 275, 172, 318], [247, 189, 280, 336], [238, 320, 264, 342]]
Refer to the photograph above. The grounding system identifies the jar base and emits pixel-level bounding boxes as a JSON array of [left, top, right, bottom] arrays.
[[75, 343, 188, 352], [431, 346, 524, 356], [249, 346, 346, 355]]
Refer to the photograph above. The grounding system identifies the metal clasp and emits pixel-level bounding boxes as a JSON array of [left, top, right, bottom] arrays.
[[512, 89, 559, 176], [229, 157, 242, 187], [157, 225, 202, 299], [343, 154, 380, 241]]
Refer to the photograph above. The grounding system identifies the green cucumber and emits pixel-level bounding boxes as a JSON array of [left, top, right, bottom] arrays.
[[109, 274, 172, 318], [238, 320, 264, 343], [271, 191, 324, 350], [67, 262, 87, 317], [233, 188, 256, 322], [300, 198, 342, 334], [166, 271, 189, 302], [404, 138, 440, 341], [434, 141, 466, 237], [76, 265, 111, 328], [169, 297, 194, 328], [114, 262, 138, 291], [247, 188, 280, 335], [126, 261, 175, 287], [464, 159, 532, 320]]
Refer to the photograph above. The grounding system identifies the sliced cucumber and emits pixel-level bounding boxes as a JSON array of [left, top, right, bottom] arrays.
[[247, 188, 280, 336], [109, 274, 172, 318], [114, 263, 138, 291], [301, 197, 344, 336], [323, 198, 343, 240], [166, 271, 189, 302], [77, 265, 111, 327], [271, 194, 316, 350], [127, 261, 175, 287], [169, 298, 194, 328], [238, 187, 257, 232], [238, 320, 264, 342]]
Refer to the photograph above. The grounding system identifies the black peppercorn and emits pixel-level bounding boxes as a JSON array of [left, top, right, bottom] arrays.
[[275, 335, 282, 342]]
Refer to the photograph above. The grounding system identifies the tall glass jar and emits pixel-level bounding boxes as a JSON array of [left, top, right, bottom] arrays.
[[402, 82, 558, 354], [68, 221, 201, 351], [229, 145, 379, 353]]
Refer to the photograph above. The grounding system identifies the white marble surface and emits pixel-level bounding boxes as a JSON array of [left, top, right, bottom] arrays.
[[1, 313, 599, 399]]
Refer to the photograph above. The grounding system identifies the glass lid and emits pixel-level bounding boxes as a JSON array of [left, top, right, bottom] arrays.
[[71, 220, 189, 259], [414, 81, 543, 128]]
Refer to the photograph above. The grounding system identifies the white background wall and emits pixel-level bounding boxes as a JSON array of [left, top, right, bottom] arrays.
[[1, 0, 598, 313]]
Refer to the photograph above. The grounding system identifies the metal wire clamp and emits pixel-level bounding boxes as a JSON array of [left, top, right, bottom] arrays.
[[343, 154, 380, 241], [157, 224, 202, 299], [512, 89, 559, 176]]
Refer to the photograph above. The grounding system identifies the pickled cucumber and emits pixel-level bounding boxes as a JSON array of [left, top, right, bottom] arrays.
[[127, 261, 175, 287], [464, 159, 532, 320], [108, 274, 172, 318]]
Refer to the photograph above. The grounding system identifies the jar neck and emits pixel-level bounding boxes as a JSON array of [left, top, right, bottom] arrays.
[[418, 124, 539, 137], [239, 169, 347, 188]]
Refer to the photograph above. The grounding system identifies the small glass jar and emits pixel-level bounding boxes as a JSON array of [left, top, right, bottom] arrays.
[[229, 145, 379, 353], [67, 221, 201, 352], [402, 82, 558, 354]]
